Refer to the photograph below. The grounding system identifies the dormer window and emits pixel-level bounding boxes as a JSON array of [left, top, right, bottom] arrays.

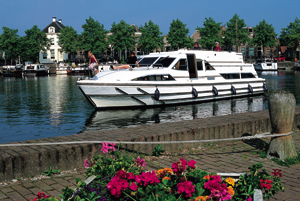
[[49, 27, 55, 33]]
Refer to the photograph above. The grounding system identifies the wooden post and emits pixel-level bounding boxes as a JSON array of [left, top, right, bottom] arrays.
[[267, 90, 297, 159]]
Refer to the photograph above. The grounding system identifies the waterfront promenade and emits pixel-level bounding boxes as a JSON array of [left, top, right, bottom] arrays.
[[1, 106, 300, 200], [0, 132, 299, 200]]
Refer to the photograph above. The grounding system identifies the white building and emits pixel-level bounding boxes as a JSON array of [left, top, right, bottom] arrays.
[[40, 17, 68, 63]]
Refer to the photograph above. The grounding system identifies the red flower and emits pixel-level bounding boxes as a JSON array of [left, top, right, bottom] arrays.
[[259, 179, 273, 190], [271, 169, 282, 177], [33, 192, 51, 201]]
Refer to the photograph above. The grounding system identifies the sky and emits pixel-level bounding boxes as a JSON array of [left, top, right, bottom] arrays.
[[0, 0, 299, 37]]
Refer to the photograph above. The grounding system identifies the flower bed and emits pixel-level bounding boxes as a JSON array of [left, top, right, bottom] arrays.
[[32, 143, 284, 201]]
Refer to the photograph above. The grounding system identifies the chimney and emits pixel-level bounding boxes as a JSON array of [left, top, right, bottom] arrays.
[[58, 19, 62, 23], [52, 17, 56, 22]]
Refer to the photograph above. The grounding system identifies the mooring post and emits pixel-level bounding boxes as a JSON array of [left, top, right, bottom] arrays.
[[267, 90, 297, 159]]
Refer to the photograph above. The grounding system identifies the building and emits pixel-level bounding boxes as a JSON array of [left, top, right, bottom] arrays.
[[40, 17, 68, 63]]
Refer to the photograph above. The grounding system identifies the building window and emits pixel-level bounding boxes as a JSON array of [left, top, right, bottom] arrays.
[[241, 47, 246, 55], [50, 38, 54, 45], [43, 52, 47, 59], [51, 50, 55, 59], [249, 28, 253, 33], [49, 27, 55, 33]]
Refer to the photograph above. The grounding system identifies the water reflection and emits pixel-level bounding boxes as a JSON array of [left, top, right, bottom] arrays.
[[80, 96, 268, 133], [1, 70, 300, 143]]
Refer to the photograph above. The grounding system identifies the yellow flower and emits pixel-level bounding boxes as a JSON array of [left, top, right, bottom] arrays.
[[162, 176, 171, 182], [164, 168, 173, 174], [195, 196, 208, 201], [225, 177, 235, 187], [227, 186, 235, 196], [203, 175, 210, 180]]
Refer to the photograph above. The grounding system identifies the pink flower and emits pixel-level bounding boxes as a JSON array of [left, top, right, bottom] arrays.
[[246, 195, 252, 201], [129, 182, 138, 191], [204, 175, 232, 200], [101, 142, 116, 153], [101, 142, 110, 153], [172, 158, 187, 175], [177, 181, 195, 198], [107, 176, 129, 198], [135, 171, 160, 186], [188, 160, 196, 169], [84, 158, 89, 168], [115, 170, 135, 180], [136, 156, 146, 167]]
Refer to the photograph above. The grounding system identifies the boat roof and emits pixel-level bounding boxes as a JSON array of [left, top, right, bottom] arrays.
[[144, 50, 244, 63]]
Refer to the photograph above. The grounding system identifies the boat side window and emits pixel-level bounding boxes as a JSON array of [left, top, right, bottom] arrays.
[[132, 74, 175, 81], [153, 57, 175, 68], [220, 73, 240, 79], [241, 73, 255, 78], [205, 61, 215, 70], [197, 59, 203, 71], [138, 57, 158, 67], [173, 59, 187, 70]]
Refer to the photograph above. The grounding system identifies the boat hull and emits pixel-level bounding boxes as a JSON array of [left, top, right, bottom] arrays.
[[78, 81, 266, 109], [23, 70, 49, 76]]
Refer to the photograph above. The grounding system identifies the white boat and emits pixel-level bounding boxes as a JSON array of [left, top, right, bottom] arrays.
[[71, 64, 91, 75], [77, 50, 267, 109], [56, 63, 71, 75], [23, 64, 49, 76], [254, 58, 277, 71]]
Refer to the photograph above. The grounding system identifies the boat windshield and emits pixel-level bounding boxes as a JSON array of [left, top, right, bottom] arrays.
[[138, 57, 158, 67], [153, 57, 176, 68]]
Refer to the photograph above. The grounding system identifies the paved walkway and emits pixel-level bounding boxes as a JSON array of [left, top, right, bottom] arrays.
[[0, 132, 299, 201]]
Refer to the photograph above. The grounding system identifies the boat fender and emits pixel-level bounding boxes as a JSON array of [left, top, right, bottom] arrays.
[[231, 85, 236, 95], [154, 88, 160, 101], [192, 87, 198, 99], [263, 83, 268, 92], [248, 84, 253, 93], [212, 86, 218, 96]]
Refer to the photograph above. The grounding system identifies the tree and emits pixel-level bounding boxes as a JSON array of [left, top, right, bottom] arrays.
[[223, 14, 249, 51], [197, 17, 223, 50], [0, 27, 20, 65], [81, 17, 108, 54], [58, 26, 80, 54], [280, 17, 300, 51], [108, 20, 136, 53], [22, 25, 51, 62], [138, 20, 163, 53], [253, 20, 277, 57], [167, 19, 193, 50]]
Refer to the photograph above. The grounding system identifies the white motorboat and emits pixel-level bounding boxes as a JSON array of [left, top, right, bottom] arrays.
[[70, 64, 90, 75], [77, 50, 267, 109], [254, 58, 277, 71], [3, 65, 23, 77], [23, 64, 49, 76], [56, 63, 71, 75]]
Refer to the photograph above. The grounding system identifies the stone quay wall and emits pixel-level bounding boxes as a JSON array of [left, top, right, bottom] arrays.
[[1, 106, 300, 182]]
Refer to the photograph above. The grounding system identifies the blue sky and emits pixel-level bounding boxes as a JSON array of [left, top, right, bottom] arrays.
[[0, 0, 299, 37]]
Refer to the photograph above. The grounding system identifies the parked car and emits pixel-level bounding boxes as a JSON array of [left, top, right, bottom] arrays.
[[273, 55, 285, 61]]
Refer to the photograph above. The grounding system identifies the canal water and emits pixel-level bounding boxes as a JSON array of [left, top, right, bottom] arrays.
[[1, 71, 300, 143]]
